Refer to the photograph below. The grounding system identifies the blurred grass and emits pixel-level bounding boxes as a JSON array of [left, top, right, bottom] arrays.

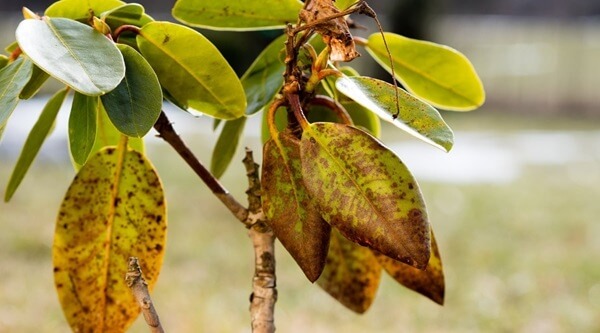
[[1, 112, 599, 332]]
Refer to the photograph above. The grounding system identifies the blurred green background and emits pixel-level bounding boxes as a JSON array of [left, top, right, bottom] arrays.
[[1, 0, 599, 332]]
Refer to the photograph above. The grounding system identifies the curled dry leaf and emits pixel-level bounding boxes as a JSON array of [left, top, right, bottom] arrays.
[[300, 122, 431, 269], [53, 147, 166, 332], [262, 130, 331, 282], [373, 230, 445, 305], [300, 0, 359, 62]]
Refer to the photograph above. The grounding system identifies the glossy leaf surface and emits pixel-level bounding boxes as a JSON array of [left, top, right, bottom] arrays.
[[334, 0, 358, 10], [101, 3, 151, 29], [5, 88, 67, 202], [0, 55, 8, 70], [336, 76, 453, 151], [101, 44, 162, 137], [172, 0, 303, 31], [301, 122, 431, 269], [242, 34, 286, 115], [19, 64, 50, 100], [374, 230, 445, 305], [45, 0, 125, 21], [317, 230, 381, 313], [210, 116, 246, 179], [16, 17, 125, 96], [54, 147, 166, 332], [0, 57, 33, 129], [90, 101, 144, 158], [69, 93, 98, 166], [137, 22, 246, 119], [366, 33, 485, 111], [262, 131, 331, 282]]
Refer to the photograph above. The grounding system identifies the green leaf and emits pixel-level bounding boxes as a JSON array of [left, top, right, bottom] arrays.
[[242, 35, 286, 116], [261, 102, 287, 144], [4, 41, 19, 54], [101, 3, 142, 26], [172, 0, 303, 31], [336, 76, 453, 152], [100, 44, 162, 137], [69, 93, 98, 165], [210, 116, 246, 179], [0, 57, 34, 129], [92, 101, 144, 156], [366, 32, 485, 111], [262, 131, 331, 282], [317, 230, 381, 313], [301, 122, 431, 269], [306, 100, 381, 138], [54, 146, 166, 332], [45, 0, 125, 21], [374, 229, 445, 305], [334, 0, 358, 10], [4, 88, 68, 202], [16, 17, 125, 96], [0, 55, 8, 70], [137, 21, 246, 119], [19, 64, 50, 100]]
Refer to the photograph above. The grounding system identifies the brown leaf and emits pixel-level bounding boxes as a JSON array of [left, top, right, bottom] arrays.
[[300, 0, 360, 62], [262, 130, 331, 282], [374, 229, 445, 305], [317, 229, 382, 313]]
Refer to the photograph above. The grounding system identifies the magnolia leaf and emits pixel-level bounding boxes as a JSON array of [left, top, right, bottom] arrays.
[[54, 146, 166, 332], [242, 34, 286, 116], [5, 88, 67, 202], [0, 57, 33, 129], [45, 0, 125, 21], [101, 44, 162, 137], [334, 0, 358, 10], [366, 32, 485, 111], [306, 101, 381, 138], [0, 55, 8, 69], [101, 3, 146, 28], [172, 0, 303, 31], [91, 101, 144, 156], [336, 76, 453, 152], [210, 116, 246, 179], [301, 122, 431, 269], [317, 230, 381, 313], [374, 229, 444, 305], [262, 131, 331, 282], [19, 64, 50, 100], [261, 102, 287, 144], [69, 93, 98, 166], [16, 17, 125, 96], [137, 22, 246, 119]]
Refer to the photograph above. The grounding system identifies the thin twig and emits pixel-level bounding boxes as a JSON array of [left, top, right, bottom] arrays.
[[243, 149, 277, 333], [126, 257, 165, 333], [153, 111, 249, 224]]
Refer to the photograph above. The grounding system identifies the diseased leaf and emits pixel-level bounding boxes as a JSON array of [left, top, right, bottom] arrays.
[[91, 101, 144, 157], [45, 0, 125, 21], [137, 22, 246, 119], [366, 32, 485, 111], [306, 101, 381, 138], [336, 76, 453, 152], [69, 93, 98, 166], [19, 64, 50, 100], [301, 122, 431, 269], [16, 17, 125, 96], [242, 34, 286, 116], [317, 230, 381, 313], [374, 230, 445, 305], [262, 130, 331, 282], [5, 88, 67, 202], [53, 146, 166, 332], [172, 0, 303, 31], [100, 44, 162, 137], [210, 116, 246, 179], [0, 57, 33, 130]]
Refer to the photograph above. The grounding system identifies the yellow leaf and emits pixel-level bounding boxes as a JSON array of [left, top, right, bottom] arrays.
[[317, 230, 382, 313], [53, 145, 167, 332], [373, 229, 444, 305]]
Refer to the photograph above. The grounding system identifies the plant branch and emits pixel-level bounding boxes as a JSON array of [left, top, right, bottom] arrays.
[[126, 257, 165, 333], [153, 111, 248, 224], [243, 149, 277, 333]]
